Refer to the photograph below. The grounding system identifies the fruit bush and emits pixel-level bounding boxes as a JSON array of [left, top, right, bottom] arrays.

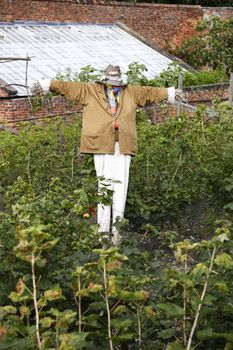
[[1, 101, 233, 349]]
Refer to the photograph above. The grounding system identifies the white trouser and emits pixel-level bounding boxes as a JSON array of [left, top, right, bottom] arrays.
[[94, 142, 131, 233]]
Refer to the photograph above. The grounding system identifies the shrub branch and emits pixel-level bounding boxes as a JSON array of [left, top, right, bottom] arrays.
[[31, 252, 41, 349], [186, 246, 216, 350]]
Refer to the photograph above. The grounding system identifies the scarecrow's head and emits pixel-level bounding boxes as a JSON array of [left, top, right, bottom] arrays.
[[96, 64, 127, 87]]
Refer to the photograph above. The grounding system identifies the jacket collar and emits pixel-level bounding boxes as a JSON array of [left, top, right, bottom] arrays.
[[96, 83, 125, 118]]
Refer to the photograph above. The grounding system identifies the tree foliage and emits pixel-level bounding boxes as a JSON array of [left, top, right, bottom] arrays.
[[177, 16, 233, 74]]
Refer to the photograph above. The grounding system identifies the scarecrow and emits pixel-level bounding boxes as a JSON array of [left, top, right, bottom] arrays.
[[31, 64, 184, 244]]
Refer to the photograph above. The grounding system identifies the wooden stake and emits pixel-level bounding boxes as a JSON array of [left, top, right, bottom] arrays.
[[229, 73, 233, 106], [176, 74, 183, 115]]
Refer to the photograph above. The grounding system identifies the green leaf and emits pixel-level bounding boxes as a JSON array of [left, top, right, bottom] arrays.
[[214, 233, 229, 243], [197, 327, 213, 340], [0, 338, 34, 350], [40, 316, 55, 328], [197, 329, 233, 342], [58, 332, 89, 350], [215, 333, 233, 342], [158, 328, 176, 339], [86, 283, 103, 293], [215, 253, 233, 269], [157, 303, 184, 317], [93, 247, 119, 255], [89, 301, 106, 311], [44, 285, 64, 301], [9, 291, 30, 303], [113, 333, 135, 344], [214, 282, 229, 293], [191, 263, 209, 278], [111, 317, 132, 330], [0, 305, 17, 316], [82, 314, 103, 329], [144, 305, 157, 320], [203, 294, 217, 306], [224, 202, 233, 210], [112, 305, 129, 316], [41, 237, 59, 250], [166, 342, 185, 350], [50, 309, 77, 329]]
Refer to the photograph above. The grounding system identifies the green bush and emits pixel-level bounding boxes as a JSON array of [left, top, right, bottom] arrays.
[[177, 16, 233, 74], [183, 69, 228, 87], [1, 99, 233, 348], [125, 62, 228, 88], [53, 62, 229, 90]]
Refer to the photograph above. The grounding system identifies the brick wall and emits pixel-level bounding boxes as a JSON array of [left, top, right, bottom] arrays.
[[0, 94, 82, 126], [147, 83, 230, 123], [185, 83, 230, 104]]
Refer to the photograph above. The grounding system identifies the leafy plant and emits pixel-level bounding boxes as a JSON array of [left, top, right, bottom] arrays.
[[55, 65, 101, 83], [177, 16, 233, 74], [126, 62, 148, 85]]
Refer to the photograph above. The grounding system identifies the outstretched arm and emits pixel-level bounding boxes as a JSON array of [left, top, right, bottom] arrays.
[[30, 79, 89, 104], [129, 85, 183, 106]]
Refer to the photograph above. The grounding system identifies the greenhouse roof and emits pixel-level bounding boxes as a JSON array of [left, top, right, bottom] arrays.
[[0, 22, 188, 96]]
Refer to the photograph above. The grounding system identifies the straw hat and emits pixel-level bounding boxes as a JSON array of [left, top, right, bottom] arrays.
[[96, 64, 127, 86]]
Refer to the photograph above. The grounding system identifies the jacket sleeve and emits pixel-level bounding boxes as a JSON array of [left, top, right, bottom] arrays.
[[50, 80, 90, 104], [129, 85, 168, 107]]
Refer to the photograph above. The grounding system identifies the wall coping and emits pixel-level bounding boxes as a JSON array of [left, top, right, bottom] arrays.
[[203, 7, 233, 9], [184, 82, 230, 92], [7, 0, 203, 9]]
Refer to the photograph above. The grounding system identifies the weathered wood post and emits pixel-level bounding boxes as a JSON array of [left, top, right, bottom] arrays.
[[229, 72, 233, 106], [176, 74, 183, 115]]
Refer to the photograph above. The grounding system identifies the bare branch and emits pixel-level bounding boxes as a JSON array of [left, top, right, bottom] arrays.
[[186, 246, 217, 350]]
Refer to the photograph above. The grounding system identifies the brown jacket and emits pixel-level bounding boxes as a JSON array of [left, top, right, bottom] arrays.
[[50, 80, 168, 155]]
